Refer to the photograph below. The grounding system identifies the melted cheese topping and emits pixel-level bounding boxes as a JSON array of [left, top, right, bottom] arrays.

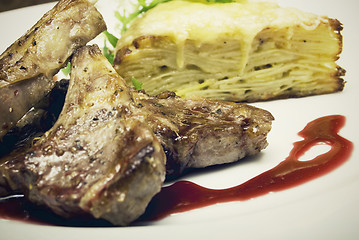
[[117, 0, 324, 69]]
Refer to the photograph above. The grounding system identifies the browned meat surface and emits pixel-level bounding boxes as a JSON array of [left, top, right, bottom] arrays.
[[132, 91, 274, 176], [0, 41, 273, 225], [2, 78, 274, 178], [0, 0, 106, 141], [0, 45, 166, 226]]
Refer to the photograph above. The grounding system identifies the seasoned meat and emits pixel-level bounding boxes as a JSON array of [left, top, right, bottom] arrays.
[[2, 84, 273, 179], [0, 0, 106, 141], [0, 45, 166, 226], [2, 77, 273, 177], [132, 91, 274, 176], [0, 44, 273, 225], [114, 1, 344, 102]]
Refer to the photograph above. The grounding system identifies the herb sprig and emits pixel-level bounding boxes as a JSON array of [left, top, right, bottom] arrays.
[[115, 0, 172, 34], [102, 30, 119, 64]]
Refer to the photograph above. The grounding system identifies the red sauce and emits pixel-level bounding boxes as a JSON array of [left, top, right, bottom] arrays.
[[140, 115, 353, 221], [0, 115, 354, 226]]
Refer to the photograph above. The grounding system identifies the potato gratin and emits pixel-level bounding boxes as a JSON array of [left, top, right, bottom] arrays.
[[114, 0, 344, 102]]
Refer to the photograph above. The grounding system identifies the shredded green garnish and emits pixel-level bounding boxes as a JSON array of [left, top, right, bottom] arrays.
[[131, 77, 143, 90]]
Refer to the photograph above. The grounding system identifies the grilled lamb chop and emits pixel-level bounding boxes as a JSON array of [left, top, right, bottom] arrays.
[[132, 91, 274, 176], [0, 45, 166, 226], [0, 0, 106, 141]]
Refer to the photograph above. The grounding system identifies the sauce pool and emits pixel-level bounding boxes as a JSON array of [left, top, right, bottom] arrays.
[[0, 115, 354, 225]]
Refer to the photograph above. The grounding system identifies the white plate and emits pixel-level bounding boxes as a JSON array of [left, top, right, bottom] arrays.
[[0, 0, 358, 239]]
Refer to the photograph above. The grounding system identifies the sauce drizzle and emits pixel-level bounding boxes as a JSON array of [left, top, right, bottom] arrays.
[[140, 115, 353, 221], [0, 115, 354, 225]]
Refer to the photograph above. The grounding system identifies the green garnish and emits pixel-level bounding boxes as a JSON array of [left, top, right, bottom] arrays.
[[103, 40, 115, 65], [102, 30, 119, 64], [103, 30, 119, 48], [131, 77, 143, 90], [115, 0, 172, 34], [61, 61, 71, 76]]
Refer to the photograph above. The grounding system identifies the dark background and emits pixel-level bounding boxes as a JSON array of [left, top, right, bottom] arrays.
[[0, 0, 57, 12]]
